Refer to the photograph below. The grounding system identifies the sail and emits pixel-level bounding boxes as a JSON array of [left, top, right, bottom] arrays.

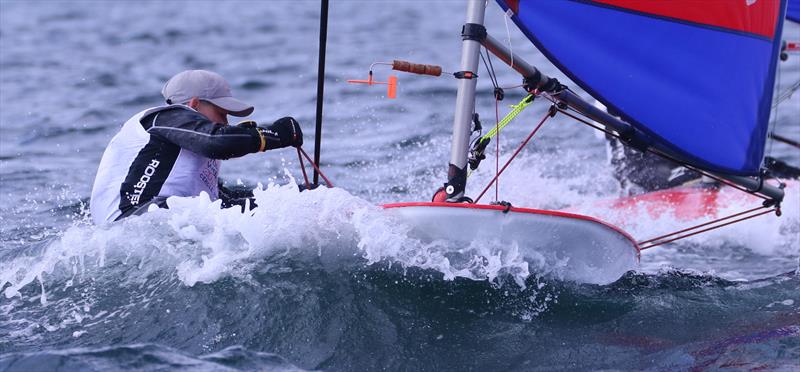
[[497, 0, 787, 176], [789, 0, 800, 22]]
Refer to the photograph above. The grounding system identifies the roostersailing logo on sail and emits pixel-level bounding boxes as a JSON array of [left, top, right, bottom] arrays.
[[129, 159, 161, 205]]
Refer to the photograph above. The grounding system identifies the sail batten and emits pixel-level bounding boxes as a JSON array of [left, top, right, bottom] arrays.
[[497, 0, 787, 176]]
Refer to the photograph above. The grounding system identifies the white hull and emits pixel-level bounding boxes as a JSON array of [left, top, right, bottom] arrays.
[[383, 202, 640, 284]]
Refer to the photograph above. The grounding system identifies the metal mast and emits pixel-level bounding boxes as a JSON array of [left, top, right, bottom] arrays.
[[444, 0, 487, 201], [313, 0, 329, 184]]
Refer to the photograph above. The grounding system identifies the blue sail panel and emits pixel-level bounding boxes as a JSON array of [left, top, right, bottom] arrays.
[[497, 0, 787, 176], [789, 0, 800, 23]]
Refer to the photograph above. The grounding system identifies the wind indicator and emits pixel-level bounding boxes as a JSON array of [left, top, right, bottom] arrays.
[[347, 70, 398, 99], [347, 60, 445, 99]]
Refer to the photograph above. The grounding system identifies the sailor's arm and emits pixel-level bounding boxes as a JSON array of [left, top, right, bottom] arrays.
[[140, 107, 302, 159]]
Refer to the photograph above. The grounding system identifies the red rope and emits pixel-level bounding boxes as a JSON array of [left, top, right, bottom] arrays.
[[297, 147, 334, 188], [475, 111, 551, 204], [297, 148, 311, 190], [638, 205, 766, 245], [495, 97, 500, 202], [639, 206, 778, 250]]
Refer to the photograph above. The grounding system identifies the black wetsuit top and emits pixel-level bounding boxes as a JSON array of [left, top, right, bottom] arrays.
[[91, 105, 271, 224]]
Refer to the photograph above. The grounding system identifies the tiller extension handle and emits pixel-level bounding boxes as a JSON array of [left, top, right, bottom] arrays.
[[391, 60, 442, 77]]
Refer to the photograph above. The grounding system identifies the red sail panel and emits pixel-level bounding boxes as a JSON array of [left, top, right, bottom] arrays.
[[592, 0, 781, 39]]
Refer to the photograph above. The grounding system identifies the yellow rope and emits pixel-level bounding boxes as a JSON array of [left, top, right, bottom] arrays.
[[467, 94, 535, 178], [480, 94, 534, 142]]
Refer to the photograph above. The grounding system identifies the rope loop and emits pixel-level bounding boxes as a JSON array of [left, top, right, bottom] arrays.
[[296, 147, 334, 189]]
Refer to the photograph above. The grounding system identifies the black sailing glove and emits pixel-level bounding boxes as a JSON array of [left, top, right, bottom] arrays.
[[256, 117, 303, 151]]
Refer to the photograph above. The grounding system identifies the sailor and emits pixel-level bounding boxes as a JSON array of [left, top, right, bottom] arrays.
[[605, 132, 702, 195], [607, 133, 800, 195], [90, 70, 303, 224], [595, 102, 702, 195]]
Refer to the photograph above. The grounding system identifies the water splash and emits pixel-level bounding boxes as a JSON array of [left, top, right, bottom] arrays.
[[1, 180, 566, 303]]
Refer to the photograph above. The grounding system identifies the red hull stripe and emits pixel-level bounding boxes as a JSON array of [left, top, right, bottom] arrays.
[[382, 202, 640, 252], [590, 0, 781, 39]]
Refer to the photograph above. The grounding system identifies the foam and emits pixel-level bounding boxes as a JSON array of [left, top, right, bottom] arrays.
[[1, 178, 559, 302], [3, 151, 797, 302], [451, 146, 799, 280]]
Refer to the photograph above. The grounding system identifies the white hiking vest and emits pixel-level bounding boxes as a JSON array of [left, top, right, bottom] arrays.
[[90, 106, 220, 224]]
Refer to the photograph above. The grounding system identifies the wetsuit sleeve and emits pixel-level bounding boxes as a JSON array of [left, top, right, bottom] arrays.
[[140, 107, 261, 159]]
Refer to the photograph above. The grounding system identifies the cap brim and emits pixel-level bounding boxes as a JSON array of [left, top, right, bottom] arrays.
[[204, 97, 254, 117]]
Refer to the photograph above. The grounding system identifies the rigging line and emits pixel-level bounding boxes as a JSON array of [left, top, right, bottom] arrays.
[[486, 48, 499, 87], [773, 79, 800, 107], [766, 59, 782, 161], [479, 50, 499, 89], [466, 94, 535, 179], [677, 163, 769, 200], [479, 52, 491, 87], [297, 148, 311, 190], [480, 43, 514, 92], [495, 94, 500, 202], [484, 49, 502, 201], [313, 0, 329, 185], [475, 109, 552, 204], [639, 207, 777, 250], [481, 94, 535, 140], [503, 8, 514, 70], [770, 132, 800, 149], [638, 205, 768, 245], [555, 107, 770, 200], [298, 147, 334, 188]]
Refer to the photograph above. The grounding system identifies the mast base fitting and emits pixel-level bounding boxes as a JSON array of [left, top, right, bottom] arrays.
[[445, 164, 469, 202], [432, 186, 448, 202], [434, 186, 477, 203]]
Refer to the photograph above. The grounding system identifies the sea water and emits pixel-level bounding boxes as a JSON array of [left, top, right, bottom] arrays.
[[1, 1, 799, 370]]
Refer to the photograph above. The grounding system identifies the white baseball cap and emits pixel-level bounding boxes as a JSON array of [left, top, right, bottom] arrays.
[[162, 70, 254, 117]]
